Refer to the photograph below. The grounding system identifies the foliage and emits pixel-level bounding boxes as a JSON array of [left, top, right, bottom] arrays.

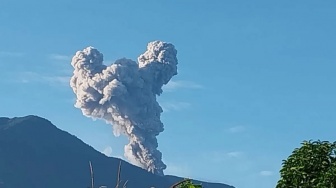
[[88, 161, 203, 188], [171, 179, 202, 188], [276, 140, 336, 188]]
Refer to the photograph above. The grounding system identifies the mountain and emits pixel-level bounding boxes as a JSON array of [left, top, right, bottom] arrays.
[[0, 115, 234, 188]]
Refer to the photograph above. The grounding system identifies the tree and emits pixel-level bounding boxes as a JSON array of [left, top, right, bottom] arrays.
[[276, 140, 336, 188], [171, 179, 202, 188]]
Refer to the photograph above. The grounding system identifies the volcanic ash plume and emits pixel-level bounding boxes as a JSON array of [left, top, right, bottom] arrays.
[[70, 41, 178, 176]]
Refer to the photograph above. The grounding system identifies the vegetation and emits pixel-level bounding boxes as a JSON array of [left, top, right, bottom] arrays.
[[170, 179, 202, 188], [88, 161, 202, 188], [276, 140, 336, 188], [89, 139, 336, 188]]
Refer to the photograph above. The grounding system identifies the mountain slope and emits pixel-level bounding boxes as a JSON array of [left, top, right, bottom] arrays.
[[0, 115, 234, 188]]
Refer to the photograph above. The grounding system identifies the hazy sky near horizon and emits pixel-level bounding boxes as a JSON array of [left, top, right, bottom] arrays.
[[1, 1, 336, 188]]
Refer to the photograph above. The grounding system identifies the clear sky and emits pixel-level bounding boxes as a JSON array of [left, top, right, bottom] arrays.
[[1, 1, 336, 188]]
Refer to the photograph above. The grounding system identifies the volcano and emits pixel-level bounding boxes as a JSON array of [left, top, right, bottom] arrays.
[[0, 115, 234, 188]]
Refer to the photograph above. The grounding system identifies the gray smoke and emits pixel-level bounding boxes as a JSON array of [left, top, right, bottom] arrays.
[[70, 41, 178, 176]]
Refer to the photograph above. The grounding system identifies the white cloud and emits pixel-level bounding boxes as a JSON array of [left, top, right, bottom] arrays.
[[13, 71, 70, 86], [49, 54, 71, 61], [44, 76, 70, 85], [160, 101, 191, 112], [226, 151, 243, 158], [48, 54, 72, 74], [260, 170, 274, 176], [102, 146, 113, 157], [163, 80, 203, 92], [228, 126, 246, 133]]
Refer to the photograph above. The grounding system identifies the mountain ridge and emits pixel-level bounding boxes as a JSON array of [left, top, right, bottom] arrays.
[[0, 115, 234, 188]]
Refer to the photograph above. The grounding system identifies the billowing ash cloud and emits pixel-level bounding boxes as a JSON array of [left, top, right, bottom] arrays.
[[70, 41, 178, 176]]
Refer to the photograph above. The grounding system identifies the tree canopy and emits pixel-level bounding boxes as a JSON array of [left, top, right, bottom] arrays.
[[171, 179, 202, 188], [277, 140, 336, 188]]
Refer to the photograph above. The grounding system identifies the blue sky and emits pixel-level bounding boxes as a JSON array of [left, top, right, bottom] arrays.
[[1, 1, 336, 187]]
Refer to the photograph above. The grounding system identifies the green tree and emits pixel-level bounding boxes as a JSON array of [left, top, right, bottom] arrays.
[[276, 140, 336, 188], [171, 179, 202, 188]]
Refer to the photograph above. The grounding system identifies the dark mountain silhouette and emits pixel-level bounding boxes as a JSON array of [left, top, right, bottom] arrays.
[[0, 115, 234, 188]]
